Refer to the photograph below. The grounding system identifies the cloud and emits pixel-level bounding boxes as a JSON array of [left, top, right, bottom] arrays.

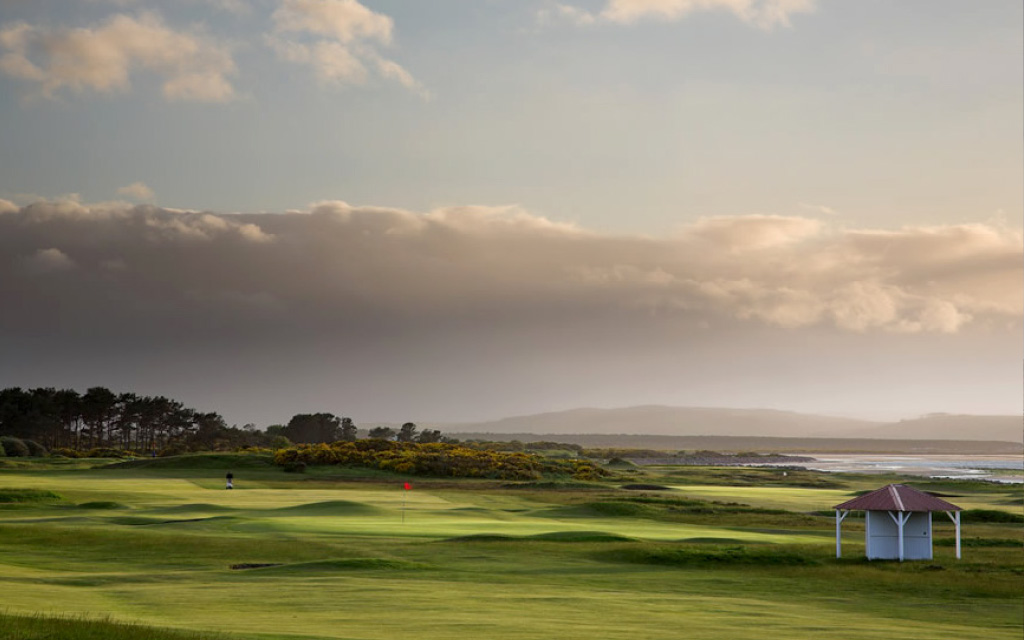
[[544, 0, 816, 29], [536, 4, 598, 27], [799, 202, 839, 216], [116, 181, 155, 201], [272, 0, 393, 44], [93, 0, 250, 13], [0, 199, 1017, 344], [0, 12, 236, 102], [682, 214, 822, 250], [269, 0, 426, 96], [23, 247, 76, 273]]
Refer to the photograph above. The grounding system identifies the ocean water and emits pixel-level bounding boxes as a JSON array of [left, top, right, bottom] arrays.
[[796, 454, 1023, 484]]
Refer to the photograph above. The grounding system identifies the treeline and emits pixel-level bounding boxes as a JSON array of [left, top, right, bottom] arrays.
[[274, 440, 609, 481], [0, 387, 270, 454], [270, 415, 446, 445], [0, 387, 443, 456]]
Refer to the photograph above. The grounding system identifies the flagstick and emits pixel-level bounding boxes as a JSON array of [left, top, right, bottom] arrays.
[[402, 489, 406, 524]]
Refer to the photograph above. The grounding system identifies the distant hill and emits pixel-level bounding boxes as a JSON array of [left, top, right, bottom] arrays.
[[442, 433, 1021, 455], [430, 405, 1022, 443], [434, 406, 877, 438], [861, 414, 1022, 443]]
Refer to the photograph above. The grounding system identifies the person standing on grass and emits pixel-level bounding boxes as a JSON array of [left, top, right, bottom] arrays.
[[226, 472, 234, 490]]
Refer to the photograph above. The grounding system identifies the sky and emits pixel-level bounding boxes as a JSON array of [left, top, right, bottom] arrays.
[[0, 0, 1021, 428]]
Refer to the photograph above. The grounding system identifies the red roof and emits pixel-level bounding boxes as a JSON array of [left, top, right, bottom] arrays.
[[833, 484, 962, 512]]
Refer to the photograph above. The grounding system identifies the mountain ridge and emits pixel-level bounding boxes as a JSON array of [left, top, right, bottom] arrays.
[[420, 405, 1022, 443]]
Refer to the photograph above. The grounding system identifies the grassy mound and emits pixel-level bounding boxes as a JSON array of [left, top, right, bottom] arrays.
[[104, 453, 275, 470], [77, 501, 128, 509], [237, 558, 429, 573], [962, 509, 1024, 524], [0, 489, 63, 504], [109, 516, 236, 526], [443, 531, 634, 543], [605, 544, 821, 567], [605, 457, 638, 468], [583, 501, 659, 517], [262, 499, 383, 517], [155, 503, 237, 514], [529, 531, 635, 543], [0, 612, 223, 640], [620, 483, 672, 491], [500, 481, 603, 490], [443, 534, 519, 542]]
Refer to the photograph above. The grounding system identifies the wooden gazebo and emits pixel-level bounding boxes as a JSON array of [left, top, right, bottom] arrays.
[[834, 484, 962, 561]]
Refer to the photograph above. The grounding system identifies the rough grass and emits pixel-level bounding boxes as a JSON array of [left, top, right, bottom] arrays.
[[0, 612, 224, 640], [605, 544, 822, 567], [962, 509, 1024, 524], [935, 537, 1023, 548]]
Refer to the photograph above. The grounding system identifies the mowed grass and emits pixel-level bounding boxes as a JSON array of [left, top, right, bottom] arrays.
[[0, 457, 1021, 640]]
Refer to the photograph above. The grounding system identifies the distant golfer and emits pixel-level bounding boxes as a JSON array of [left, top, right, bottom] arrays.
[[226, 472, 234, 490]]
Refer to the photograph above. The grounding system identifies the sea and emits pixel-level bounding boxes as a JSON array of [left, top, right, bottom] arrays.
[[791, 454, 1024, 484]]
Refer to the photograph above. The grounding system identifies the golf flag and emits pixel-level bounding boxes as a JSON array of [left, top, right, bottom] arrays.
[[403, 482, 412, 490]]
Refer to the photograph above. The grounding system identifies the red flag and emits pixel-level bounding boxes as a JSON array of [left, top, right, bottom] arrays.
[[403, 482, 412, 491]]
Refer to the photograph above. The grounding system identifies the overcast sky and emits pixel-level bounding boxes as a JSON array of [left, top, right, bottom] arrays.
[[0, 0, 1020, 427]]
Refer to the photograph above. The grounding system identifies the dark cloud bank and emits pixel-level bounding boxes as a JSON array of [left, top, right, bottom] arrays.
[[1, 198, 1019, 426]]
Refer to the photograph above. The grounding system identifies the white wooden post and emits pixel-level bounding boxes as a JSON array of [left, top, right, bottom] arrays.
[[946, 510, 961, 559], [865, 511, 872, 559], [835, 509, 849, 558], [955, 511, 961, 559], [888, 511, 910, 562]]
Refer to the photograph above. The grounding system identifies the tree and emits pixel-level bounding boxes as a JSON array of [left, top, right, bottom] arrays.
[[339, 417, 357, 442], [283, 413, 342, 444], [397, 422, 418, 442], [80, 387, 117, 446], [368, 426, 395, 440], [0, 388, 64, 447], [416, 429, 443, 444]]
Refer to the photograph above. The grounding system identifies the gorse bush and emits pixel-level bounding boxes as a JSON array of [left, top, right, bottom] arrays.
[[23, 440, 48, 457], [0, 436, 29, 457], [50, 447, 136, 459], [274, 440, 609, 481]]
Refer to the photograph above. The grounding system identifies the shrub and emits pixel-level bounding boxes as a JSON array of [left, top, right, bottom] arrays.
[[269, 435, 292, 450], [274, 440, 609, 481], [0, 436, 29, 457], [23, 439, 48, 457], [158, 442, 189, 457]]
